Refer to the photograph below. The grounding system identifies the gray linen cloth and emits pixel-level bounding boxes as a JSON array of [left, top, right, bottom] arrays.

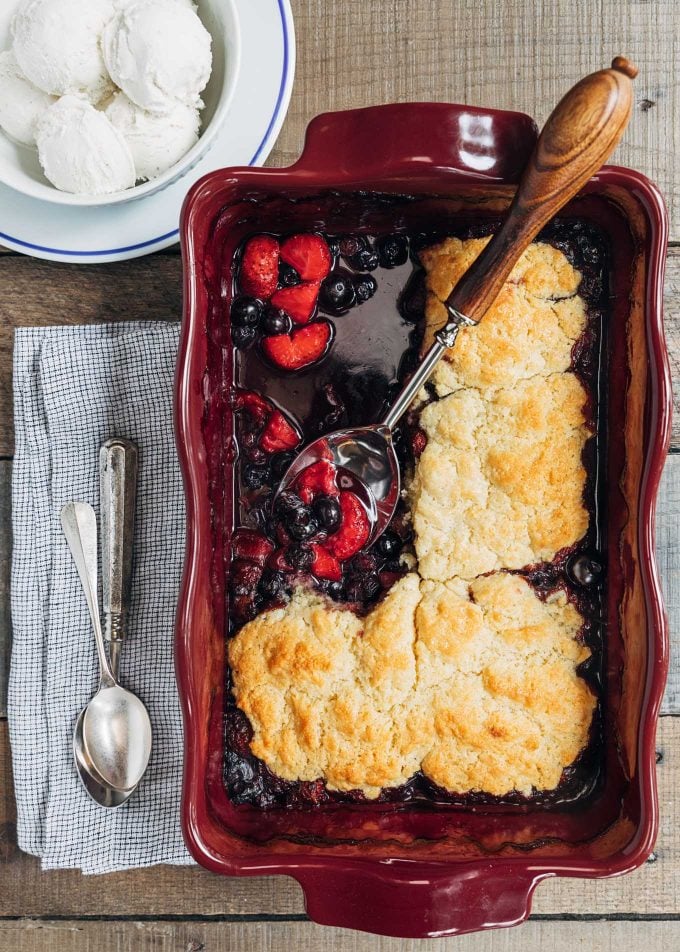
[[9, 322, 194, 873]]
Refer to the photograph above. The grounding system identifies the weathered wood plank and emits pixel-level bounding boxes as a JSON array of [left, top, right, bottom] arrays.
[[0, 255, 181, 457], [0, 919, 678, 952], [271, 0, 679, 238], [0, 718, 678, 917], [657, 456, 680, 713], [0, 463, 10, 718]]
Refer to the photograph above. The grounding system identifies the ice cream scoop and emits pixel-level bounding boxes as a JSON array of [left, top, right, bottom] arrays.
[[106, 91, 200, 181], [0, 50, 55, 147], [103, 0, 212, 114], [36, 95, 136, 194], [11, 0, 115, 102]]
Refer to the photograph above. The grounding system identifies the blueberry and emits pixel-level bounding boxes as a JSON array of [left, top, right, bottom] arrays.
[[231, 296, 263, 327], [274, 490, 304, 517], [261, 306, 293, 336], [327, 237, 341, 258], [243, 463, 270, 489], [320, 270, 356, 312], [354, 273, 378, 303], [345, 578, 364, 602], [375, 530, 402, 558], [287, 506, 319, 541], [312, 495, 341, 531], [279, 263, 300, 286], [232, 325, 257, 349], [271, 452, 294, 481], [375, 234, 409, 268], [347, 246, 379, 272], [567, 554, 603, 586], [362, 572, 381, 600], [259, 570, 289, 599], [287, 544, 313, 571], [325, 580, 346, 601]]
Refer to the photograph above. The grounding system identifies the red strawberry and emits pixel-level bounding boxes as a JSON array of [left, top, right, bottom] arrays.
[[270, 281, 321, 325], [296, 459, 338, 504], [324, 491, 370, 560], [309, 544, 342, 581], [280, 234, 332, 281], [240, 235, 279, 299], [259, 410, 301, 453], [233, 390, 272, 428], [232, 529, 274, 566], [261, 321, 332, 372]]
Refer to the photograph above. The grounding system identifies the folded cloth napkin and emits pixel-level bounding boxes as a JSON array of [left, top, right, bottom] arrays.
[[9, 322, 194, 873]]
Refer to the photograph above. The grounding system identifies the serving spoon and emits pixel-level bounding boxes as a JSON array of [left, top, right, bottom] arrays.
[[278, 57, 638, 541], [61, 502, 152, 798]]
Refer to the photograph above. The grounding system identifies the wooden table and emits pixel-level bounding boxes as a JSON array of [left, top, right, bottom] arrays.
[[1, 2, 679, 949]]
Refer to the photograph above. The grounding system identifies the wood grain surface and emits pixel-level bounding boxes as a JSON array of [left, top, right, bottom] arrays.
[[1, 1, 679, 948], [0, 919, 678, 952]]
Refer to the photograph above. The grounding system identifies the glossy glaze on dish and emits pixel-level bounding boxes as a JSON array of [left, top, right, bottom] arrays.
[[224, 219, 608, 811], [176, 103, 670, 939]]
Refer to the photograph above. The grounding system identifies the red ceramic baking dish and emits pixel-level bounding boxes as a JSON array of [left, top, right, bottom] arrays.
[[175, 103, 671, 938]]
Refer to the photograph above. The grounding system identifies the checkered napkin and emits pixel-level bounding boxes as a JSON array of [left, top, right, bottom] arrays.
[[9, 322, 194, 873]]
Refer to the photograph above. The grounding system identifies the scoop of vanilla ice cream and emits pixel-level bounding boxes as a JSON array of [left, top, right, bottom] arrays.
[[11, 0, 115, 101], [0, 50, 56, 146], [36, 96, 136, 195], [105, 91, 200, 181], [103, 0, 212, 113]]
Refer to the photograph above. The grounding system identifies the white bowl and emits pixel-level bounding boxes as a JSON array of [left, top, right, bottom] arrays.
[[0, 0, 241, 207]]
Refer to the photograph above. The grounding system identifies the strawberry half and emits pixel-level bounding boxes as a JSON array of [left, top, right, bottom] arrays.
[[259, 410, 301, 453], [233, 390, 272, 428], [324, 491, 370, 560], [270, 281, 321, 325], [280, 234, 332, 281], [261, 321, 332, 372], [240, 235, 280, 300], [232, 529, 274, 566], [296, 459, 338, 504], [309, 543, 342, 582]]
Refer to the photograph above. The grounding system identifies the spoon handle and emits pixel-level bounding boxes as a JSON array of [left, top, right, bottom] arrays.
[[445, 56, 637, 322], [61, 502, 116, 688], [100, 439, 138, 681], [382, 57, 636, 432]]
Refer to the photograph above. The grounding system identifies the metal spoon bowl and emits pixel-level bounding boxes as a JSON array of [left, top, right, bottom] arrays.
[[73, 710, 134, 808]]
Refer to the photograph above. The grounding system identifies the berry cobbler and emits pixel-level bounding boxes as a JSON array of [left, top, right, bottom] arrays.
[[223, 224, 606, 808]]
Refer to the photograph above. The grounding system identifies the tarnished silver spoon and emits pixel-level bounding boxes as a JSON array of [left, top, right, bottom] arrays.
[[277, 58, 638, 542], [61, 502, 151, 797]]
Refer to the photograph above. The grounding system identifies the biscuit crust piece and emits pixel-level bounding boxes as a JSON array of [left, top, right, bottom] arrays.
[[409, 373, 590, 580], [420, 238, 586, 396], [228, 574, 595, 798]]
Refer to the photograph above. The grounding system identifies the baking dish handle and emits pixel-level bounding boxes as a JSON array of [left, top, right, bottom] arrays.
[[296, 866, 547, 939], [291, 102, 538, 183]]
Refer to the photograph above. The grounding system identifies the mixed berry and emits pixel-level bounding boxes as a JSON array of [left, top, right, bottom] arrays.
[[231, 383, 408, 626], [231, 231, 389, 369], [227, 229, 418, 630]]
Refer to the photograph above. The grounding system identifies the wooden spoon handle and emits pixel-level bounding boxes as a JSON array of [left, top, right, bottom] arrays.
[[446, 56, 637, 322]]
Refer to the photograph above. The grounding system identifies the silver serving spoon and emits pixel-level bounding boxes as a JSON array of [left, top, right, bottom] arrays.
[[61, 502, 152, 797], [278, 58, 638, 542]]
